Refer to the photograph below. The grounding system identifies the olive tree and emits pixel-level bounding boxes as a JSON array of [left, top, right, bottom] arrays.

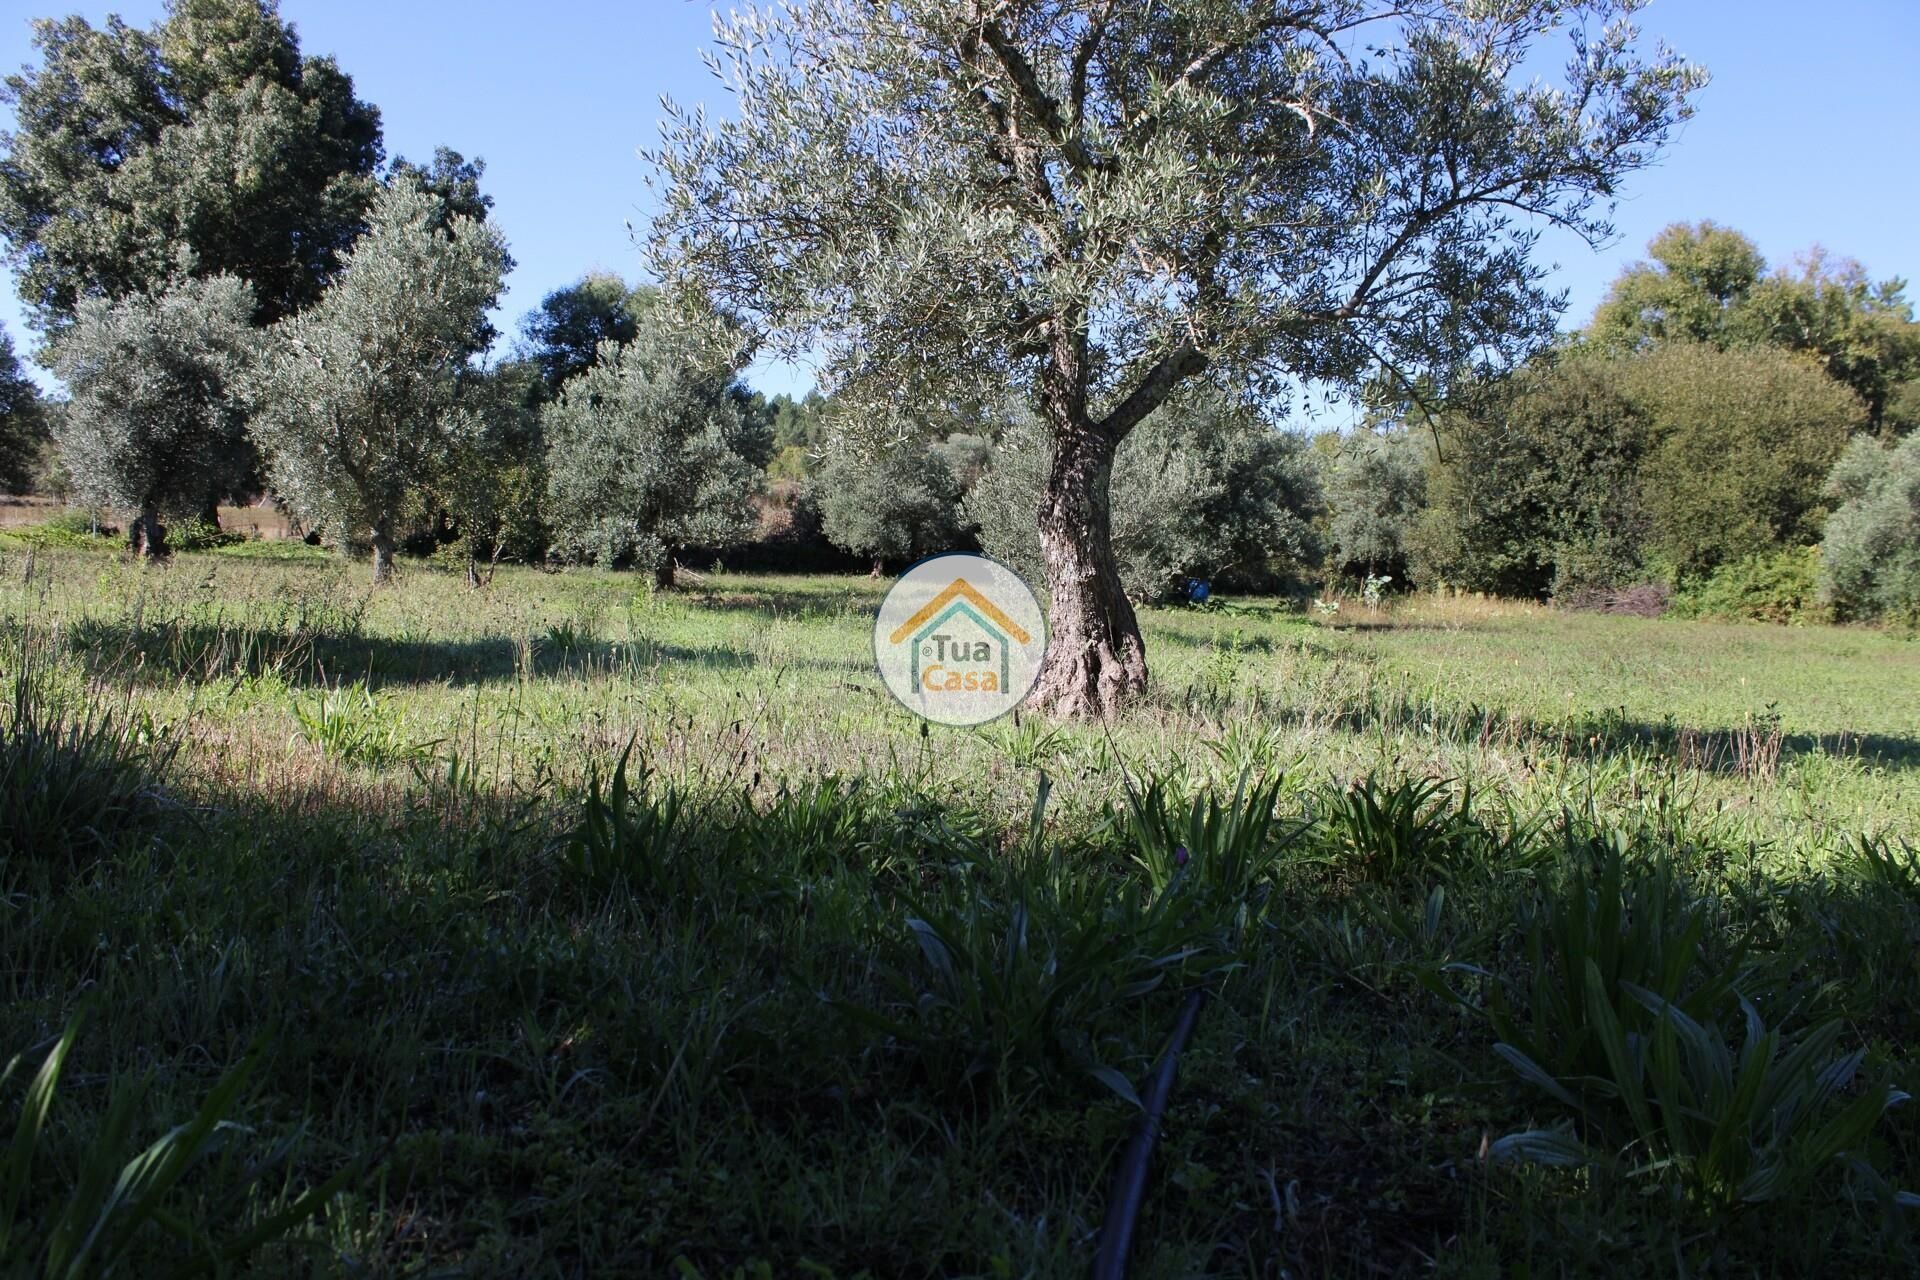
[[542, 311, 760, 587], [972, 389, 1321, 601], [1324, 429, 1428, 583], [245, 180, 507, 583], [1819, 433, 1920, 622], [649, 0, 1704, 715], [817, 440, 969, 575], [51, 276, 256, 555]]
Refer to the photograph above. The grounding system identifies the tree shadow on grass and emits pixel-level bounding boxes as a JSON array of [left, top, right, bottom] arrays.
[[61, 617, 872, 689], [1173, 681, 1920, 775], [680, 586, 881, 621]]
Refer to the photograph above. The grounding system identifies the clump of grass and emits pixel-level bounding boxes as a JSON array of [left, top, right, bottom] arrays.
[[1314, 774, 1484, 884], [292, 681, 439, 771], [558, 740, 694, 895], [1467, 830, 1913, 1211], [0, 648, 173, 871], [843, 813, 1220, 1103], [1, 1009, 357, 1276], [1119, 768, 1302, 904]]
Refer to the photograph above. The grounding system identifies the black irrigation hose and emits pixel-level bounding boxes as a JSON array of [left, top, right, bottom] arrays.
[[1092, 987, 1209, 1280]]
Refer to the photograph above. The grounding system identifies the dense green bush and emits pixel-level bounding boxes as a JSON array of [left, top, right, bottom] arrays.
[[1669, 547, 1824, 624], [1414, 346, 1651, 598], [4, 510, 118, 549], [1819, 433, 1920, 622], [1419, 342, 1865, 598], [167, 519, 250, 553], [1619, 343, 1863, 578]]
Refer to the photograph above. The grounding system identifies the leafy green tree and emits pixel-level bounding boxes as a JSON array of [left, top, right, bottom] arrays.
[[50, 276, 255, 555], [1618, 343, 1862, 577], [542, 310, 760, 586], [1818, 433, 1920, 622], [1735, 251, 1920, 429], [650, 0, 1703, 715], [1590, 221, 1767, 348], [520, 272, 652, 395], [1323, 430, 1428, 584], [245, 180, 507, 583], [1415, 347, 1652, 597], [1592, 225, 1920, 427], [442, 358, 549, 583], [817, 440, 968, 575], [0, 324, 47, 494], [973, 389, 1321, 602], [0, 0, 383, 332], [766, 392, 830, 452]]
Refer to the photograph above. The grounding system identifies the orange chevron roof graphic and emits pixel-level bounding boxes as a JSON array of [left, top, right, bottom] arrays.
[[887, 578, 1033, 646]]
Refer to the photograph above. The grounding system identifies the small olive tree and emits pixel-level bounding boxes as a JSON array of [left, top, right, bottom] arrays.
[[1819, 434, 1920, 623], [51, 275, 256, 555], [542, 312, 760, 586], [817, 440, 969, 575], [1323, 430, 1429, 584], [245, 180, 507, 582]]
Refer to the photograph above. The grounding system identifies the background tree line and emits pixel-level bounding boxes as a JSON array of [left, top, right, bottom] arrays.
[[1341, 222, 1920, 623], [1, 4, 1915, 631]]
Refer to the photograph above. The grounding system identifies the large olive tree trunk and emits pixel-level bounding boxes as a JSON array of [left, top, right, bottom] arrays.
[[370, 522, 396, 585], [129, 502, 167, 559], [1029, 419, 1147, 718]]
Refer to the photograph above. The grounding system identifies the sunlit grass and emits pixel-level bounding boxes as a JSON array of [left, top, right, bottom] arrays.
[[1, 540, 1916, 1275]]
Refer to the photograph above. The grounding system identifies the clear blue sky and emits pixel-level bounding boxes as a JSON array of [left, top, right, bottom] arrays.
[[4, 0, 1918, 406]]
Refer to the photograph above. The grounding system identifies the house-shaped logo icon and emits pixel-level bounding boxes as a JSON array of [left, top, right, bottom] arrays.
[[873, 555, 1046, 726], [887, 577, 1033, 693]]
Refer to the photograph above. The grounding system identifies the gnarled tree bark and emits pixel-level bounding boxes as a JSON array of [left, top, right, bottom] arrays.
[[370, 522, 395, 585], [1029, 344, 1206, 718], [1029, 419, 1148, 718], [129, 502, 167, 559]]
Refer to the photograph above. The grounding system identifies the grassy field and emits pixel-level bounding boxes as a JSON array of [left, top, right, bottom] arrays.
[[3, 537, 1918, 1276]]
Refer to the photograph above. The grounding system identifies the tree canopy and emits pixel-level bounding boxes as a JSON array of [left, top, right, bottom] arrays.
[[520, 273, 654, 396], [649, 0, 1704, 715], [817, 440, 969, 575], [0, 0, 383, 332], [51, 275, 256, 554], [542, 308, 761, 586], [1592, 222, 1920, 427], [0, 326, 46, 495], [244, 179, 508, 582]]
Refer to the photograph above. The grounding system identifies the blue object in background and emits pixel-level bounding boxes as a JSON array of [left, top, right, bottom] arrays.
[[1184, 578, 1210, 605]]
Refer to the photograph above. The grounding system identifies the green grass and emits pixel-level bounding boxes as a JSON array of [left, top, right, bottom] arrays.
[[1, 541, 1916, 1276]]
